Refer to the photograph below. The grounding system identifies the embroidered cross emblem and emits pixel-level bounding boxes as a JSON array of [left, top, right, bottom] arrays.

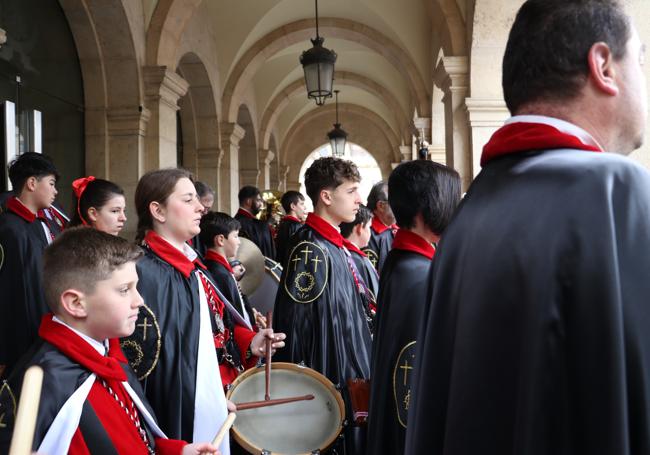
[[138, 317, 153, 341], [300, 246, 313, 263], [400, 359, 413, 386], [311, 256, 322, 272]]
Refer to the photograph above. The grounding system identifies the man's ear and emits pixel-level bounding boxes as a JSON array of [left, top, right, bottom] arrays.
[[319, 189, 333, 207], [149, 201, 166, 223], [215, 234, 226, 247], [354, 223, 364, 236], [60, 289, 89, 319], [587, 41, 619, 96]]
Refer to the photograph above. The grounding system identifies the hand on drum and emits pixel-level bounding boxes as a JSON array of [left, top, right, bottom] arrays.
[[182, 442, 221, 455], [249, 329, 286, 357]]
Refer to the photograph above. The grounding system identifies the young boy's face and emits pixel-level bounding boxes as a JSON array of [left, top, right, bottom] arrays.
[[83, 261, 143, 341], [32, 174, 58, 209], [326, 180, 361, 224], [357, 219, 372, 248], [223, 230, 241, 258], [291, 199, 307, 221]]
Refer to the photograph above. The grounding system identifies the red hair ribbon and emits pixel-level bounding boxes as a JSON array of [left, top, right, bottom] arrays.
[[72, 176, 96, 225]]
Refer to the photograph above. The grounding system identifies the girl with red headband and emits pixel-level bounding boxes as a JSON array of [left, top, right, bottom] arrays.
[[70, 176, 126, 235]]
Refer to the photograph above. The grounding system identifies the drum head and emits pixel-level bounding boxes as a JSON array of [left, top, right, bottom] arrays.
[[227, 363, 345, 454]]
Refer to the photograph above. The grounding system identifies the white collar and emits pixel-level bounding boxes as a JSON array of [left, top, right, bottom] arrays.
[[506, 115, 603, 151], [52, 315, 107, 356]]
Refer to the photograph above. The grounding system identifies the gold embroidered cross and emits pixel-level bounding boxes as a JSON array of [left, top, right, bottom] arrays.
[[137, 317, 153, 341], [311, 256, 322, 272], [300, 246, 313, 263], [292, 256, 302, 270], [400, 359, 413, 386]]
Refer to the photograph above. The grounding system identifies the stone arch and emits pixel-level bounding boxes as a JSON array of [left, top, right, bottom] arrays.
[[222, 18, 431, 123], [437, 0, 468, 55], [237, 104, 259, 187], [176, 52, 221, 198], [259, 70, 411, 151], [146, 0, 203, 67], [282, 103, 399, 187]]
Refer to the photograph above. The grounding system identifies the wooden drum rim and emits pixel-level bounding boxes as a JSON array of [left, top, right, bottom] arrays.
[[226, 362, 345, 454]]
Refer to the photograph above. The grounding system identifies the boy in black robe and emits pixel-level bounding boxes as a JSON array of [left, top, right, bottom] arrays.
[[235, 185, 275, 258], [367, 160, 460, 455], [0, 152, 63, 377], [275, 190, 306, 266], [0, 227, 221, 454], [273, 157, 372, 453], [363, 181, 397, 273]]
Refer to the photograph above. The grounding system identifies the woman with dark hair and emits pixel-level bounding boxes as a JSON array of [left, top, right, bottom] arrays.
[[125, 168, 283, 453], [70, 176, 126, 235]]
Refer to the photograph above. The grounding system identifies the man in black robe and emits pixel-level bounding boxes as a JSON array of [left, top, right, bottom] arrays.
[[273, 157, 372, 452], [275, 190, 306, 266], [235, 185, 275, 258], [367, 160, 460, 455], [406, 2, 650, 453], [363, 181, 396, 273], [0, 152, 61, 378]]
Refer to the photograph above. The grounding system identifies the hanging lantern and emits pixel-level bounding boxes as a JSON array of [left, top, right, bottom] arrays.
[[327, 90, 347, 157], [300, 0, 337, 106]]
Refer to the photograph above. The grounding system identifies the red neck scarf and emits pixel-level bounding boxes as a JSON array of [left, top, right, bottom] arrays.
[[343, 239, 366, 257], [305, 212, 344, 248], [392, 229, 435, 260], [281, 215, 301, 223], [481, 119, 602, 167], [6, 196, 38, 223], [236, 208, 255, 220], [204, 249, 234, 273], [39, 314, 127, 381], [371, 216, 398, 235], [144, 230, 206, 278]]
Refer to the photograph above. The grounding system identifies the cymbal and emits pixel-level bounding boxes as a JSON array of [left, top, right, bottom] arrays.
[[237, 238, 265, 295]]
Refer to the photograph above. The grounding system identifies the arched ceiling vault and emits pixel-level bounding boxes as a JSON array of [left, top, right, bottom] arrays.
[[260, 70, 411, 150]]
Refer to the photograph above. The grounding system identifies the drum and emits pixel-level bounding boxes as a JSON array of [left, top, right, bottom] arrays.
[[248, 257, 282, 315], [226, 362, 345, 454]]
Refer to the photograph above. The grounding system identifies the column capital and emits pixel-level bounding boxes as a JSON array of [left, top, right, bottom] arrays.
[[220, 122, 246, 146], [107, 106, 151, 136], [465, 98, 510, 127], [399, 145, 412, 162], [144, 66, 189, 111], [260, 149, 275, 165], [435, 56, 469, 91]]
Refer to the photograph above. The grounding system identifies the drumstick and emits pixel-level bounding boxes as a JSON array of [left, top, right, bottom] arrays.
[[265, 310, 273, 401], [9, 366, 44, 455], [211, 413, 237, 447], [235, 394, 315, 410]]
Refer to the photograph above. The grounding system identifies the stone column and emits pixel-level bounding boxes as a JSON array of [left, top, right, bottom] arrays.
[[196, 147, 222, 208], [279, 165, 290, 192], [143, 66, 189, 171], [270, 152, 280, 191], [436, 56, 472, 189], [429, 87, 447, 163], [220, 122, 245, 215], [106, 106, 151, 240], [398, 145, 412, 162], [258, 149, 275, 190], [465, 98, 510, 177]]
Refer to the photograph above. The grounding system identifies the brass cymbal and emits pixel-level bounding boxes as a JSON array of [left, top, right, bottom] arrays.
[[237, 238, 265, 295]]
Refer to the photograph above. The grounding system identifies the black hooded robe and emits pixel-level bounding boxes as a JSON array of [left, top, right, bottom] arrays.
[[367, 230, 435, 455], [0, 197, 57, 376], [362, 217, 395, 273], [406, 147, 650, 454], [275, 215, 302, 266], [235, 209, 276, 258]]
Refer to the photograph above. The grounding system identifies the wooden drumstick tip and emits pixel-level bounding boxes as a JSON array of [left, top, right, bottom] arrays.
[[9, 365, 44, 455], [265, 310, 273, 401], [211, 412, 237, 447]]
